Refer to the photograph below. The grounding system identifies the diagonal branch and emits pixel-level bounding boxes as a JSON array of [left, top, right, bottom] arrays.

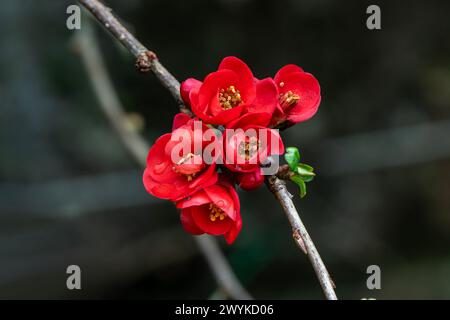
[[78, 0, 337, 300], [74, 15, 251, 300], [266, 176, 337, 300]]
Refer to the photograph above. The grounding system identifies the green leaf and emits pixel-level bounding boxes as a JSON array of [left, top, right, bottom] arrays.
[[285, 148, 316, 198], [297, 165, 314, 176], [296, 163, 315, 182], [291, 175, 307, 198], [300, 175, 315, 183], [284, 147, 301, 171], [297, 163, 315, 182], [298, 163, 314, 172]]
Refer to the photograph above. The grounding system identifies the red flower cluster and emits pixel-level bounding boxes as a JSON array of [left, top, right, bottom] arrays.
[[143, 57, 320, 244]]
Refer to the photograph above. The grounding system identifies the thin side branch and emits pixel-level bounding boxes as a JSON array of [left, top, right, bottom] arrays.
[[78, 0, 337, 300], [74, 21, 148, 163], [74, 15, 251, 300], [194, 236, 252, 300]]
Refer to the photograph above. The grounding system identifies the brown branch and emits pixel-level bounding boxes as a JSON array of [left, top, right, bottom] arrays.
[[74, 15, 251, 300], [275, 164, 294, 181], [266, 176, 337, 300], [77, 0, 191, 114], [78, 0, 337, 300]]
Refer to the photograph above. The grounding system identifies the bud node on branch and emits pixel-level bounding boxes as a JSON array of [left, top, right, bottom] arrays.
[[135, 51, 157, 73]]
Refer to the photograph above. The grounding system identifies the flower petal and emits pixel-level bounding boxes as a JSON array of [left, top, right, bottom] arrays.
[[172, 113, 192, 131], [227, 112, 272, 129], [282, 72, 321, 123], [180, 78, 202, 107], [274, 64, 304, 87], [176, 190, 211, 208], [146, 134, 180, 183], [265, 128, 285, 156], [224, 216, 242, 244], [219, 56, 255, 99], [204, 184, 236, 221], [198, 69, 238, 112], [143, 168, 187, 200], [191, 205, 233, 235], [180, 208, 204, 235], [189, 162, 218, 189], [246, 77, 278, 115], [237, 169, 264, 191]]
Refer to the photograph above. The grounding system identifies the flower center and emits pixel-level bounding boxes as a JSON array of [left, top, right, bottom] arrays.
[[185, 173, 197, 181], [172, 153, 202, 181], [209, 203, 226, 221], [279, 90, 300, 109], [219, 85, 242, 110], [176, 152, 195, 165], [238, 136, 260, 161]]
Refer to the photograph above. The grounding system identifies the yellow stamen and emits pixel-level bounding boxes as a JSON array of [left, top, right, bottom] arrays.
[[279, 90, 300, 109], [186, 173, 196, 181], [219, 85, 242, 110], [172, 153, 198, 181], [238, 136, 260, 160], [209, 203, 227, 221], [176, 152, 194, 165]]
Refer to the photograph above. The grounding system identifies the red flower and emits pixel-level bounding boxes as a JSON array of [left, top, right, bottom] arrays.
[[180, 78, 202, 108], [270, 64, 321, 126], [224, 112, 284, 173], [143, 113, 220, 201], [245, 77, 278, 117], [237, 168, 265, 191], [144, 57, 322, 246], [181, 56, 256, 125], [176, 179, 242, 244]]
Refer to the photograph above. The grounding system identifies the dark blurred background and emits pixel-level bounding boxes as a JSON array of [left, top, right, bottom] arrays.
[[1, 0, 450, 299]]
